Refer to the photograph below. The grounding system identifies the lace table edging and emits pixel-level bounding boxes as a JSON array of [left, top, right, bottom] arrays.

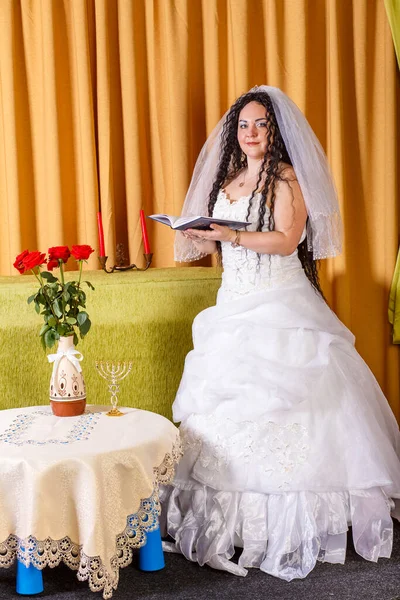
[[0, 434, 183, 599]]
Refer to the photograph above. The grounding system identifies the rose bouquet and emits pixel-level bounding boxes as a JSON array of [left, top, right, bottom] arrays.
[[14, 245, 95, 349]]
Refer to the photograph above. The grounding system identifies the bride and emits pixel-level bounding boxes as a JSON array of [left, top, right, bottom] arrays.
[[160, 86, 400, 580]]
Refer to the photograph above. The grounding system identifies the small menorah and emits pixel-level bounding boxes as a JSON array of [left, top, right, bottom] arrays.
[[95, 361, 133, 417]]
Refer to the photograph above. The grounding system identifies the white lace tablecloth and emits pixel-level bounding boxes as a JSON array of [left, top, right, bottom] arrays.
[[0, 405, 182, 598]]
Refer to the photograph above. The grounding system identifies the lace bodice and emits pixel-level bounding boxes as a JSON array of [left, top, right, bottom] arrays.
[[213, 190, 305, 301]]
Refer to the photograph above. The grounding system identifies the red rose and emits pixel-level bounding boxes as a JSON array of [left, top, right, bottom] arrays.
[[71, 245, 94, 261], [22, 251, 47, 271], [47, 259, 59, 271], [13, 250, 30, 274], [48, 246, 70, 264]]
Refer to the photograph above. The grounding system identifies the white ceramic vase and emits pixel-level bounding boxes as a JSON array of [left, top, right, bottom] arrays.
[[49, 335, 86, 417]]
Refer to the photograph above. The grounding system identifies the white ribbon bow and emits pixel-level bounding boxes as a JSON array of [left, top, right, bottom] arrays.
[[48, 347, 84, 373]]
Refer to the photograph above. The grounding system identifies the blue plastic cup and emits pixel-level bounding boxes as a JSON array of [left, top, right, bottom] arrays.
[[139, 526, 165, 571]]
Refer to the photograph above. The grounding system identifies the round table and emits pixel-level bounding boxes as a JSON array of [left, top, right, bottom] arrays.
[[0, 405, 181, 598]]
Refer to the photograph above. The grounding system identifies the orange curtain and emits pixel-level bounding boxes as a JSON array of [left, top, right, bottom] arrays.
[[0, 0, 399, 419]]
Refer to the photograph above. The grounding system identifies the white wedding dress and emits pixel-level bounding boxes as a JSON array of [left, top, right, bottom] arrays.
[[160, 190, 400, 580]]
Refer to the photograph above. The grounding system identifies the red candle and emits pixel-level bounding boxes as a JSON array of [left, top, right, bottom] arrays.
[[140, 210, 151, 254], [97, 212, 106, 257]]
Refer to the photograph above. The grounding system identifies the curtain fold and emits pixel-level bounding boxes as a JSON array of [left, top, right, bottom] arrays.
[[0, 0, 399, 419], [385, 0, 400, 66], [389, 247, 400, 344]]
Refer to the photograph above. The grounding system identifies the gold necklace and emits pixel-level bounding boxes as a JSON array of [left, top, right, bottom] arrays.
[[238, 170, 259, 188]]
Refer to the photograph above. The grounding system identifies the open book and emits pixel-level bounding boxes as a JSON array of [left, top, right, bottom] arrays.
[[147, 214, 250, 231]]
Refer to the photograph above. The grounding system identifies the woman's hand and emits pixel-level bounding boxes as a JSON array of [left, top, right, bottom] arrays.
[[182, 229, 219, 255], [184, 224, 235, 243]]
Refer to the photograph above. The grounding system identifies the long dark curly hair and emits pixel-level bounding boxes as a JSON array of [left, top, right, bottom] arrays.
[[207, 90, 323, 296]]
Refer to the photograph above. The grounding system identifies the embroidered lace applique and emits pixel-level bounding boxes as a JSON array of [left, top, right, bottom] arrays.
[[0, 410, 101, 446], [182, 415, 309, 487], [0, 435, 183, 599]]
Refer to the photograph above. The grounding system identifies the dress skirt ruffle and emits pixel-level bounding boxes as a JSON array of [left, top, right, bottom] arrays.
[[160, 485, 395, 580]]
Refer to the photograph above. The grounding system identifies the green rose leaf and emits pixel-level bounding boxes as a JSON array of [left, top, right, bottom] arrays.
[[57, 324, 68, 336], [53, 299, 63, 318], [44, 328, 57, 348], [77, 311, 88, 326], [79, 317, 91, 336], [45, 288, 55, 301], [27, 294, 36, 304], [34, 302, 40, 314], [41, 272, 58, 283], [48, 316, 57, 327], [62, 291, 70, 302], [84, 281, 95, 291], [39, 324, 50, 337], [66, 317, 77, 325], [73, 332, 79, 346]]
